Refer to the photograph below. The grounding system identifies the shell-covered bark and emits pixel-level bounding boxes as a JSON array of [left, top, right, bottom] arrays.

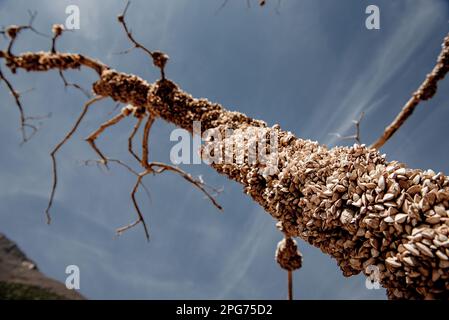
[[2, 51, 449, 299], [145, 79, 449, 299]]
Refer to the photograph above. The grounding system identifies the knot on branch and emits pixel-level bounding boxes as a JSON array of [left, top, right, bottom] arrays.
[[276, 237, 303, 271], [5, 52, 82, 73], [151, 51, 169, 74], [92, 69, 150, 106]]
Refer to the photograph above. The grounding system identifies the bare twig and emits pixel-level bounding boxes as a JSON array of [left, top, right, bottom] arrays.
[[81, 158, 152, 204], [85, 112, 126, 167], [141, 114, 155, 168], [117, 1, 169, 79], [329, 112, 365, 144], [58, 70, 91, 98], [51, 24, 65, 53], [118, 171, 151, 240], [128, 117, 144, 163], [118, 161, 223, 240], [145, 162, 223, 211], [370, 33, 449, 149], [0, 66, 39, 143], [288, 270, 293, 300], [46, 96, 105, 223], [5, 11, 48, 54], [112, 110, 222, 239]]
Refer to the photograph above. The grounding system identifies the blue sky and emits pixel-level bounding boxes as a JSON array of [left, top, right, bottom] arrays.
[[0, 0, 448, 299]]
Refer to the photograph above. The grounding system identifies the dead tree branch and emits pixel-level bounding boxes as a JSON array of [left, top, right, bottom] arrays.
[[0, 65, 41, 143], [370, 34, 449, 150], [1, 21, 449, 299], [46, 96, 105, 223]]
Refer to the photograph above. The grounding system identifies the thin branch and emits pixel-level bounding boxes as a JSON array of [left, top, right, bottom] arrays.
[[0, 66, 38, 143], [5, 11, 48, 55], [58, 70, 91, 98], [81, 158, 152, 204], [25, 10, 48, 38], [117, 1, 169, 79], [117, 1, 152, 57], [51, 24, 65, 54], [46, 96, 105, 223], [370, 33, 449, 149], [118, 161, 223, 240], [128, 117, 143, 163], [141, 113, 155, 168], [329, 112, 364, 144], [118, 171, 151, 240], [147, 162, 223, 211], [288, 270, 293, 300], [112, 109, 222, 239], [85, 112, 126, 167]]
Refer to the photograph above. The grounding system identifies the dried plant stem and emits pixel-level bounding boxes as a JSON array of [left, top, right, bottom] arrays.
[[58, 70, 91, 98], [141, 114, 155, 168], [128, 117, 143, 163], [330, 112, 364, 144], [288, 270, 293, 300], [46, 96, 105, 223], [0, 66, 36, 143], [370, 34, 449, 150], [117, 1, 168, 79], [121, 170, 151, 240], [86, 112, 126, 167]]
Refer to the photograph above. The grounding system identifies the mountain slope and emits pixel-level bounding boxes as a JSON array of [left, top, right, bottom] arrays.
[[0, 233, 84, 300]]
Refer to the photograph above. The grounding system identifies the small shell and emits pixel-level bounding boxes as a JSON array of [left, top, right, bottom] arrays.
[[386, 257, 401, 268], [436, 250, 449, 261], [394, 213, 408, 224], [404, 243, 420, 256], [378, 175, 386, 191], [416, 242, 434, 258]]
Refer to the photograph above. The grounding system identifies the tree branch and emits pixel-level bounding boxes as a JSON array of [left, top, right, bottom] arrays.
[[2, 32, 449, 299], [370, 34, 449, 150]]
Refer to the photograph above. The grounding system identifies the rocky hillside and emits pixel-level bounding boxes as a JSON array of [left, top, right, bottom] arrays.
[[0, 233, 84, 300]]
